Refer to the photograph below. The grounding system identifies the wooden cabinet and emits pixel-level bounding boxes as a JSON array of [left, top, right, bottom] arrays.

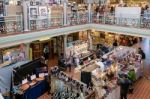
[[31, 40, 54, 60], [32, 43, 42, 59]]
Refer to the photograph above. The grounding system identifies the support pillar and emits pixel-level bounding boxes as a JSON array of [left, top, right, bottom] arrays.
[[88, 3, 91, 23], [23, 1, 29, 31], [63, 35, 67, 59], [88, 30, 93, 50], [25, 43, 30, 60], [63, 0, 68, 26]]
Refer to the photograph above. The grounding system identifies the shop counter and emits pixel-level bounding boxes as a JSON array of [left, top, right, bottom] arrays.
[[15, 79, 49, 99]]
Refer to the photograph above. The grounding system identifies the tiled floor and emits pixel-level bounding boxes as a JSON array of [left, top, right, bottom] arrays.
[[39, 39, 150, 99]]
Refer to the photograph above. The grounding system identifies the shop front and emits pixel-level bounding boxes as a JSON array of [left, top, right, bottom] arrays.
[[74, 46, 143, 99], [90, 30, 141, 49], [30, 39, 53, 60], [0, 44, 29, 68]]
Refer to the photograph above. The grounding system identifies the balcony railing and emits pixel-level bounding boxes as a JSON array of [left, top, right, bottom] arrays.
[[0, 13, 150, 36], [0, 15, 22, 35], [67, 13, 89, 25], [28, 14, 64, 30], [91, 13, 150, 29]]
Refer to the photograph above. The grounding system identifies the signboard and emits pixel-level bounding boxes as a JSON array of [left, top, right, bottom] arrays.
[[115, 7, 141, 25], [115, 7, 141, 19]]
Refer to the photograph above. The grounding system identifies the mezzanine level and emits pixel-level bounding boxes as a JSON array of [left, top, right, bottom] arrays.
[[0, 13, 150, 48]]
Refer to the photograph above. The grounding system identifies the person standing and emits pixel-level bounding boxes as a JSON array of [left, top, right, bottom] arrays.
[[138, 48, 146, 60], [113, 40, 118, 49], [43, 44, 49, 65], [128, 68, 136, 94], [118, 74, 131, 99], [138, 47, 146, 74]]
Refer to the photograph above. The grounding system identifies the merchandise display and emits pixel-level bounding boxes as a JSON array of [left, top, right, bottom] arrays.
[[0, 1, 150, 99], [12, 58, 49, 99], [75, 46, 142, 99], [78, 58, 118, 99], [96, 43, 113, 58], [0, 45, 27, 68], [66, 40, 94, 66], [51, 66, 95, 99], [105, 46, 136, 60]]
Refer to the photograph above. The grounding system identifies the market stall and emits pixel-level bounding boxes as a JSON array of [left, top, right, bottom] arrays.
[[12, 58, 49, 99], [51, 66, 95, 99], [0, 44, 27, 68], [74, 46, 142, 99], [66, 40, 94, 67]]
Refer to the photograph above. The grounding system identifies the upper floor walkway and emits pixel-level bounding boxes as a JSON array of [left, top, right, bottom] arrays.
[[0, 13, 150, 48]]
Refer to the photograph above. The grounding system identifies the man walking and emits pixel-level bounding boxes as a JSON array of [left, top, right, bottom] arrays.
[[118, 74, 131, 99]]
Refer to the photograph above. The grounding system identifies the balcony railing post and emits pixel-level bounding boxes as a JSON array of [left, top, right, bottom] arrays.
[[139, 16, 143, 28], [46, 15, 49, 28], [103, 13, 106, 24], [77, 12, 79, 24], [63, 0, 67, 26], [88, 3, 91, 23], [20, 14, 23, 32]]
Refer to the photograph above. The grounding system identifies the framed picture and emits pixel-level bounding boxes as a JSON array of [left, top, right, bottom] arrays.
[[29, 6, 38, 20], [39, 6, 48, 19]]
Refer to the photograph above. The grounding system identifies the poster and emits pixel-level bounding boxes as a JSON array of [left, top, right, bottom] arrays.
[[29, 6, 38, 20], [39, 6, 48, 19]]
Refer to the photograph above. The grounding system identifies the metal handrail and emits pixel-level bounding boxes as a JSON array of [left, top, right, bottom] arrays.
[[0, 13, 150, 36]]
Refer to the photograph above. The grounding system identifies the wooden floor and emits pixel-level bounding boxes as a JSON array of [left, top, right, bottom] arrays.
[[38, 39, 150, 99], [128, 39, 150, 99]]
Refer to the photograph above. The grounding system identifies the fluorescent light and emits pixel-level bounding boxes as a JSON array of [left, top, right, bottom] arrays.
[[39, 37, 50, 41]]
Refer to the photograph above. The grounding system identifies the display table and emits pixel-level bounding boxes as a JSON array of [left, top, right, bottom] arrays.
[[15, 79, 49, 99], [12, 59, 49, 99]]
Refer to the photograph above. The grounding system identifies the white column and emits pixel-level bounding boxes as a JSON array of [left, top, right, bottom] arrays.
[[88, 3, 91, 23], [63, 35, 67, 59], [23, 1, 29, 31], [88, 30, 93, 50], [63, 0, 67, 26], [25, 43, 30, 60]]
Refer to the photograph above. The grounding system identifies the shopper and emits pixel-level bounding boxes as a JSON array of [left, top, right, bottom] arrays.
[[138, 48, 146, 60], [66, 56, 72, 72], [138, 47, 145, 74], [43, 44, 49, 64], [118, 74, 131, 99], [128, 68, 136, 94], [113, 40, 118, 48]]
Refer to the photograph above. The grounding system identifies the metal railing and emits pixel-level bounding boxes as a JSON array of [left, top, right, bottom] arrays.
[[0, 15, 22, 35], [0, 12, 150, 36], [28, 14, 64, 30], [91, 13, 150, 29], [67, 13, 89, 25]]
